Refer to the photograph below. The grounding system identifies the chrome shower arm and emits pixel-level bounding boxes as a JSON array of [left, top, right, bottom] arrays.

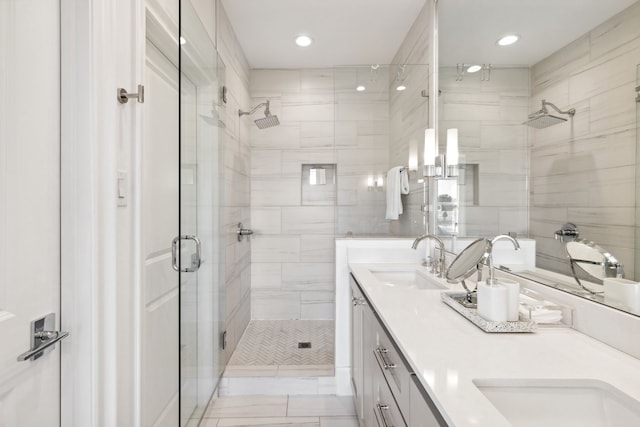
[[542, 99, 575, 117], [239, 100, 270, 117]]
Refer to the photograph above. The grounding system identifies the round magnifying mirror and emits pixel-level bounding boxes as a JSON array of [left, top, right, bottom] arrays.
[[566, 238, 624, 281], [446, 238, 490, 283]]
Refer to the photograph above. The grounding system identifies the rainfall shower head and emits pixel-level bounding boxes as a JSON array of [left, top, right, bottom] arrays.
[[239, 100, 280, 129], [523, 99, 575, 129]]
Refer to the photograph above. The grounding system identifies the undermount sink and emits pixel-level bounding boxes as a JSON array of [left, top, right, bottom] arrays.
[[371, 269, 446, 290], [474, 378, 640, 427]]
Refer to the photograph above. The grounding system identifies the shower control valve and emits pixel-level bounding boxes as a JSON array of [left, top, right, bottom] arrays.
[[236, 222, 254, 242]]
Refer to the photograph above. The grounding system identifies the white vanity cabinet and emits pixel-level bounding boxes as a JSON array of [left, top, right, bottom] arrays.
[[350, 275, 367, 423], [410, 375, 446, 427], [350, 274, 448, 427]]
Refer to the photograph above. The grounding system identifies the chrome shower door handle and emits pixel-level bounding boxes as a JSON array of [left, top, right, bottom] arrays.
[[171, 235, 202, 272]]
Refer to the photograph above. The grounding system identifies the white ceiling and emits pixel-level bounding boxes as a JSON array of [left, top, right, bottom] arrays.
[[438, 0, 638, 67], [221, 0, 638, 69], [220, 0, 426, 68]]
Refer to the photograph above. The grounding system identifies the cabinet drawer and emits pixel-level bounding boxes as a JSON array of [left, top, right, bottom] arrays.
[[373, 320, 412, 415], [410, 374, 449, 427], [373, 357, 407, 427]]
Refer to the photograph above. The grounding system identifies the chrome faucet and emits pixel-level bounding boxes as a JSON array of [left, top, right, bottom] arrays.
[[412, 234, 446, 278], [486, 235, 520, 285]]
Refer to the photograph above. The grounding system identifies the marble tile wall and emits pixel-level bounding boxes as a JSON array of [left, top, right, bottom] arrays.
[[216, 1, 252, 361], [438, 66, 530, 237], [530, 1, 640, 278], [250, 68, 337, 320]]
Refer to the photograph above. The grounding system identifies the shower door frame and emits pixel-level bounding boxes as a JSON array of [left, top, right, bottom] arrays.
[[179, 1, 227, 424]]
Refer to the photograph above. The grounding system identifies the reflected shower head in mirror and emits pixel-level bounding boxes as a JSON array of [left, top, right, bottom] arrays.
[[238, 100, 280, 129], [523, 99, 575, 129]]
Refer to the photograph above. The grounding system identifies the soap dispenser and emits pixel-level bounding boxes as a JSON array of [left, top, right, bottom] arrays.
[[477, 235, 521, 322]]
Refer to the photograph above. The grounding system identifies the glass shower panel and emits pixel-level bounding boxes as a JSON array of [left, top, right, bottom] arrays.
[[635, 64, 640, 281], [334, 64, 429, 237], [180, 2, 226, 425]]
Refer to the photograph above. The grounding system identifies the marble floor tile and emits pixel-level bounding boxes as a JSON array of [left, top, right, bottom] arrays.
[[205, 395, 288, 418], [228, 320, 334, 367], [201, 395, 358, 427], [319, 416, 360, 427], [217, 417, 320, 427], [287, 396, 355, 417], [185, 418, 207, 427]]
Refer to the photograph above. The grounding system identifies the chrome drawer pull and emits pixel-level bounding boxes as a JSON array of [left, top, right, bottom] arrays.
[[376, 403, 394, 427], [375, 347, 397, 369]]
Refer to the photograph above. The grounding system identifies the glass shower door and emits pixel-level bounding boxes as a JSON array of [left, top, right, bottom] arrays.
[[179, 2, 226, 425]]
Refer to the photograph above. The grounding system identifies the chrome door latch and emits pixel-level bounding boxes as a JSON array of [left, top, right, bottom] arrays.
[[17, 313, 69, 362], [117, 84, 145, 104]]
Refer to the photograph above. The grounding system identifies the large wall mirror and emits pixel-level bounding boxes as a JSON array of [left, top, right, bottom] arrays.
[[436, 0, 640, 315]]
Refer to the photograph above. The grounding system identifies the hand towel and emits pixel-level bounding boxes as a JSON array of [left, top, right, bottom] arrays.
[[385, 167, 410, 220]]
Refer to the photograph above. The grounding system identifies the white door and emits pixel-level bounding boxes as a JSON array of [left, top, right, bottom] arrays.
[[142, 36, 180, 426], [0, 0, 63, 426]]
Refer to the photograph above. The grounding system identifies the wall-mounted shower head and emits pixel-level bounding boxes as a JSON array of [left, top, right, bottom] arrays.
[[239, 100, 280, 129], [523, 99, 575, 129]]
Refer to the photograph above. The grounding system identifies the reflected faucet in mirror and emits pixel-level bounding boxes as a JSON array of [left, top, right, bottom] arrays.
[[554, 223, 580, 243], [412, 234, 446, 278], [486, 235, 520, 285]]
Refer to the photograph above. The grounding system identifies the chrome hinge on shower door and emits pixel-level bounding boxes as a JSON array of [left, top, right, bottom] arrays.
[[171, 235, 202, 272]]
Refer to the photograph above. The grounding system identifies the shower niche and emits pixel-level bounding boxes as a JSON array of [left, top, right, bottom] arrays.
[[302, 163, 337, 206]]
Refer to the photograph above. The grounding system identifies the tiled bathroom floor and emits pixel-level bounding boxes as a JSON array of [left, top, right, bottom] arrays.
[[200, 395, 358, 427], [226, 320, 334, 377]]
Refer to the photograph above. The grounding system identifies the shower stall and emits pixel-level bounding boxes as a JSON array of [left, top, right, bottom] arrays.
[[143, 0, 227, 424], [233, 64, 430, 390]]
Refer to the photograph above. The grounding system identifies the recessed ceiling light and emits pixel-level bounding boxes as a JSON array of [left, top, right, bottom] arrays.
[[396, 85, 407, 91], [295, 35, 313, 47], [497, 34, 519, 46], [356, 85, 366, 92], [466, 65, 482, 73]]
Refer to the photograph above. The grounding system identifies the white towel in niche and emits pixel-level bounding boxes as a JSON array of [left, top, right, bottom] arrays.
[[385, 166, 410, 220]]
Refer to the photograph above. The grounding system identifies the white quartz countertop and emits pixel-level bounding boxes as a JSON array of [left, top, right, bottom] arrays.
[[349, 263, 640, 427]]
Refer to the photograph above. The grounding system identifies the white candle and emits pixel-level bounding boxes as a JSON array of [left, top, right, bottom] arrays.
[[424, 128, 436, 166], [446, 128, 459, 166]]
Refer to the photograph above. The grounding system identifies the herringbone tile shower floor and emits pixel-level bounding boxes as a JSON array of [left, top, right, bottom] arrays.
[[228, 320, 334, 367]]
